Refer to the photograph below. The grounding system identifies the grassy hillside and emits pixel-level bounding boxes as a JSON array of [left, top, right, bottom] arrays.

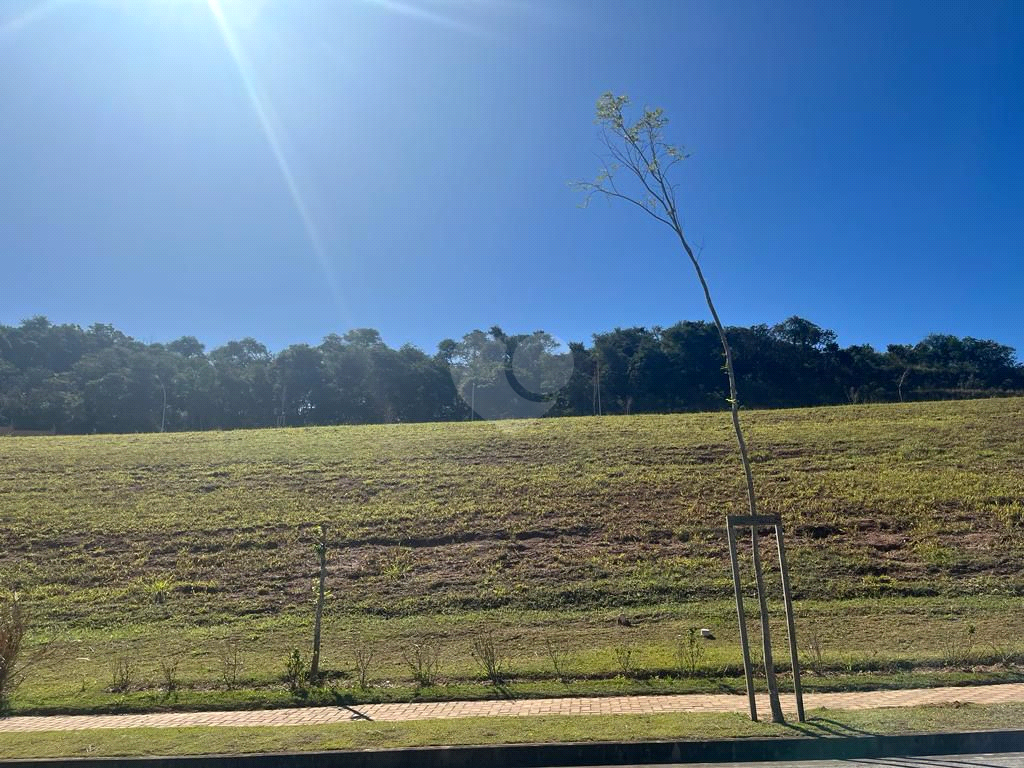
[[2, 397, 1024, 713]]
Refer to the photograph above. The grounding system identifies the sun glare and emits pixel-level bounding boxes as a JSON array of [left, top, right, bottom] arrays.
[[204, 0, 343, 310], [0, 0, 483, 316]]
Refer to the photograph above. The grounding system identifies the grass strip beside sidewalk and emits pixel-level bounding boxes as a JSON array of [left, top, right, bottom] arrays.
[[2, 702, 1023, 760]]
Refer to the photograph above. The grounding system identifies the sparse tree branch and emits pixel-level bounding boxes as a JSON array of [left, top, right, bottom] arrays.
[[603, 129, 670, 216], [575, 179, 675, 229], [578, 93, 758, 516]]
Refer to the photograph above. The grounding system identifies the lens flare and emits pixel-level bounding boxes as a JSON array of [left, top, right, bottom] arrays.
[[206, 0, 344, 311]]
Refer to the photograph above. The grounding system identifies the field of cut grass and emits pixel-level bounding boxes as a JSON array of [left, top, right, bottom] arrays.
[[2, 398, 1024, 714]]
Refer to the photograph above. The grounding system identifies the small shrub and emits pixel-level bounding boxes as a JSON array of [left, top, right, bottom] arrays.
[[0, 594, 26, 710], [675, 628, 705, 677], [613, 642, 637, 679], [805, 631, 825, 675], [145, 577, 173, 605], [544, 639, 568, 684], [159, 657, 181, 693], [108, 651, 136, 693], [471, 636, 505, 685], [749, 644, 764, 674], [352, 639, 374, 690], [988, 642, 1022, 669], [220, 638, 243, 690], [402, 641, 442, 687], [942, 622, 977, 669], [284, 648, 307, 693]]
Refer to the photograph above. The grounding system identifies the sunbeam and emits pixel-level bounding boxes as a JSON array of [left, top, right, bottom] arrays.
[[206, 0, 344, 312]]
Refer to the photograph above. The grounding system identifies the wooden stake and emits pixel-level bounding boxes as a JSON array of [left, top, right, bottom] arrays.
[[776, 524, 805, 722], [727, 523, 757, 721], [750, 524, 785, 723]]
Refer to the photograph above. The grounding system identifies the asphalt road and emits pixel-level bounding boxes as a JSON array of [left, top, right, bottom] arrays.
[[568, 753, 1024, 768]]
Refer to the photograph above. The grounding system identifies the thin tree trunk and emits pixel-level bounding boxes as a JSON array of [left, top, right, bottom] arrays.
[[309, 526, 327, 682], [898, 367, 909, 403], [670, 225, 757, 517], [671, 221, 785, 722], [580, 95, 787, 721]]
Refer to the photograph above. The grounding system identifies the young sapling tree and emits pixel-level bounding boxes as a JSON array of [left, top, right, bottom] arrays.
[[309, 524, 328, 683], [576, 93, 786, 722]]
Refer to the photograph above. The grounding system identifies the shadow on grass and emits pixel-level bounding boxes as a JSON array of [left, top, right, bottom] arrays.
[[766, 716, 879, 739], [715, 680, 744, 694], [338, 703, 373, 721], [494, 682, 516, 700], [809, 716, 877, 736]]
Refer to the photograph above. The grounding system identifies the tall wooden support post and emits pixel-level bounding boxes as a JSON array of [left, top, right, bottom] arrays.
[[749, 524, 785, 723], [776, 525, 805, 722], [727, 514, 804, 724], [726, 523, 758, 721]]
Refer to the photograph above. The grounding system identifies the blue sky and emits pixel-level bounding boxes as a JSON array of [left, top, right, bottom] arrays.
[[1, 0, 1022, 357]]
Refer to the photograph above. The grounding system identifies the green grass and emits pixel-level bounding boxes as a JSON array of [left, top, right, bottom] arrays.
[[2, 703, 1023, 760], [9, 596, 1024, 716], [3, 398, 1024, 714]]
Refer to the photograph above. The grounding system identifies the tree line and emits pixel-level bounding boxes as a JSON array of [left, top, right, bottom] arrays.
[[0, 315, 1020, 434]]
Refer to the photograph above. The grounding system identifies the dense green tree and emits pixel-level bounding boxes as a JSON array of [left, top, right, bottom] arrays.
[[209, 338, 275, 429], [273, 344, 324, 426], [0, 316, 1020, 434], [770, 316, 838, 351]]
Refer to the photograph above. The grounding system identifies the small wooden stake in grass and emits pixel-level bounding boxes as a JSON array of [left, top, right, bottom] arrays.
[[309, 524, 328, 683]]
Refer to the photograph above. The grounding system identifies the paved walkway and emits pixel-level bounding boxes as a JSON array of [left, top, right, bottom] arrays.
[[2, 683, 1023, 733]]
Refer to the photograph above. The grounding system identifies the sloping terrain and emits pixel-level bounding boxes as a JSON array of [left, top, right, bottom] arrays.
[[3, 398, 1024, 715], [3, 398, 1023, 626]]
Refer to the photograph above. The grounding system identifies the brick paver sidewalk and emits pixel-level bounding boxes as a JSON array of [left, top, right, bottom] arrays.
[[2, 683, 1023, 733]]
